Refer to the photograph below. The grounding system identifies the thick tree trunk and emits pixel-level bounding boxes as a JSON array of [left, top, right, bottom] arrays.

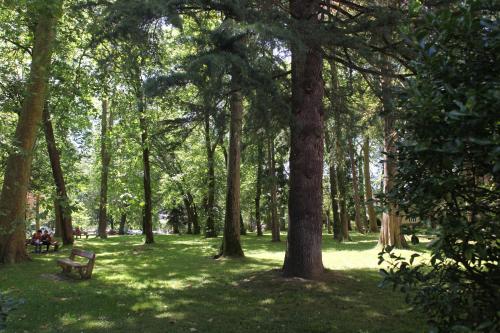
[[97, 99, 110, 239], [43, 103, 73, 245], [363, 137, 378, 232], [204, 108, 217, 238], [220, 67, 244, 257], [118, 213, 126, 235], [379, 72, 407, 248], [268, 138, 280, 242], [348, 137, 365, 233], [255, 141, 264, 236], [283, 0, 324, 279], [137, 89, 154, 244], [0, 2, 61, 263]]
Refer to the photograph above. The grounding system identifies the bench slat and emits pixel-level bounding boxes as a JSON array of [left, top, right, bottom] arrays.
[[57, 258, 85, 268]]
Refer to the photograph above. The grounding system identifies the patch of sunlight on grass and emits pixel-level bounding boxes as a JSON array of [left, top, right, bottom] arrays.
[[131, 299, 165, 312], [260, 298, 275, 305], [81, 316, 115, 329]]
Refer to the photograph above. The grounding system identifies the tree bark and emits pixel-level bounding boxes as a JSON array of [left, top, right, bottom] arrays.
[[268, 137, 280, 242], [255, 141, 264, 236], [0, 1, 61, 263], [283, 0, 324, 279], [348, 136, 365, 233], [363, 136, 378, 232], [137, 88, 154, 244], [220, 66, 244, 257], [97, 99, 110, 239], [42, 103, 73, 245]]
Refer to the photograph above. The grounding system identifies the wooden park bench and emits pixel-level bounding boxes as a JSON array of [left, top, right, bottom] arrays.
[[57, 249, 96, 279]]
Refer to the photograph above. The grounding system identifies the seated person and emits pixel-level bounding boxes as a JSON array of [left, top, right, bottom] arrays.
[[74, 226, 82, 238], [31, 230, 43, 253], [41, 230, 52, 252]]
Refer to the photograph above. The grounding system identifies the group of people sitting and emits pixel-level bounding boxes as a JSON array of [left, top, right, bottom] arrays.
[[30, 230, 56, 253]]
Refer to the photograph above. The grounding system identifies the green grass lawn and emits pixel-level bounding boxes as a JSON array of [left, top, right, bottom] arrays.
[[0, 233, 429, 333]]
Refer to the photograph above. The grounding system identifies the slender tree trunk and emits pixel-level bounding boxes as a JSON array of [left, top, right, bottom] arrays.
[[268, 138, 280, 242], [348, 136, 365, 233], [137, 89, 154, 244], [0, 1, 61, 263], [357, 147, 369, 229], [42, 103, 73, 245], [97, 99, 110, 239], [330, 60, 350, 242], [363, 137, 378, 232], [118, 213, 126, 235], [255, 141, 264, 236], [325, 131, 341, 240], [35, 194, 40, 231], [283, 0, 324, 279], [330, 160, 342, 240], [203, 107, 218, 238], [220, 66, 244, 257]]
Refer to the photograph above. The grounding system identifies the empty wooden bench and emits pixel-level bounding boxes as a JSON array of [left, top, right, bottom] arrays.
[[57, 249, 96, 279]]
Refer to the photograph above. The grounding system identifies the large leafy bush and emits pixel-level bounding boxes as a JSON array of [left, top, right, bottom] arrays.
[[379, 1, 500, 332]]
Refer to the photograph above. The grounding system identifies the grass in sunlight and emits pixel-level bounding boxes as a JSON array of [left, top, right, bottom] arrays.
[[0, 232, 429, 333]]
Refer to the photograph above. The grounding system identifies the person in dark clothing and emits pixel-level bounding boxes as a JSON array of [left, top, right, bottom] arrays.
[[41, 230, 52, 252]]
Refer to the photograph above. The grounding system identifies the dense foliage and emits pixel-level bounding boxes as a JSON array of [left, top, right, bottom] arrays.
[[380, 1, 500, 332]]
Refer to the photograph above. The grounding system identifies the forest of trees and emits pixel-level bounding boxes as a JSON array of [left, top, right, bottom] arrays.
[[0, 1, 498, 332]]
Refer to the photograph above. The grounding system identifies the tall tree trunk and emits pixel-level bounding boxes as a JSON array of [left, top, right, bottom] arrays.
[[118, 213, 126, 235], [137, 89, 154, 244], [363, 137, 378, 232], [204, 107, 217, 238], [220, 67, 244, 257], [325, 131, 342, 240], [42, 103, 73, 245], [330, 60, 350, 242], [378, 69, 407, 248], [348, 136, 365, 233], [283, 0, 324, 279], [255, 141, 264, 236], [268, 138, 280, 242], [0, 1, 61, 263], [97, 99, 110, 239], [357, 147, 369, 229], [35, 194, 40, 231]]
